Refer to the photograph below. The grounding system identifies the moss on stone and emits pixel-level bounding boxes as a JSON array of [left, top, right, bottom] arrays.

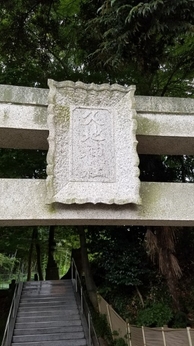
[[56, 105, 70, 125]]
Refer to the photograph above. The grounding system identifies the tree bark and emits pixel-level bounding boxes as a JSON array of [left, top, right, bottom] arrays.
[[78, 225, 98, 311], [34, 228, 44, 281], [27, 228, 35, 281], [146, 226, 181, 310], [46, 226, 59, 280], [135, 286, 145, 308]]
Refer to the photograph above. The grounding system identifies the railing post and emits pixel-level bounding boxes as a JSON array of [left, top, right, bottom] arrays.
[[81, 287, 83, 314], [142, 326, 146, 346], [1, 280, 24, 346], [127, 322, 132, 346], [6, 325, 9, 346], [71, 259, 74, 283], [75, 270, 78, 292], [12, 292, 16, 319], [88, 312, 91, 346], [162, 327, 167, 346], [187, 327, 193, 346]]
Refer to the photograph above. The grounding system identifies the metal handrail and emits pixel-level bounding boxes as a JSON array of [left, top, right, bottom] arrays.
[[1, 281, 23, 346], [71, 258, 100, 346]]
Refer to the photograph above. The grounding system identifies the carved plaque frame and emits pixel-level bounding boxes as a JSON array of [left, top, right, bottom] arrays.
[[46, 80, 141, 205]]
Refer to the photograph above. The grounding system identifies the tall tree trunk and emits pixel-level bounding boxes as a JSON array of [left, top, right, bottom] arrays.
[[145, 226, 181, 310], [27, 228, 36, 281], [34, 227, 44, 281], [48, 225, 55, 264], [46, 226, 59, 280], [78, 226, 98, 311]]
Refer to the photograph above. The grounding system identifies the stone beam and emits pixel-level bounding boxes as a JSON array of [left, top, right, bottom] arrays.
[[0, 84, 48, 150], [0, 179, 193, 226], [0, 85, 194, 154], [136, 95, 194, 155], [0, 104, 48, 150]]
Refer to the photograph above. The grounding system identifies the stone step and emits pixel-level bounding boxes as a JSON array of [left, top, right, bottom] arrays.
[[11, 280, 86, 345], [19, 301, 77, 310], [23, 283, 72, 289], [18, 307, 79, 314], [23, 283, 73, 290], [23, 284, 73, 291], [20, 295, 74, 303], [15, 320, 81, 329], [18, 307, 79, 316], [22, 287, 72, 294], [24, 280, 72, 286], [16, 313, 80, 323], [23, 282, 72, 288], [21, 293, 73, 299], [22, 290, 73, 294], [21, 293, 73, 298], [20, 299, 75, 305], [21, 291, 74, 296], [14, 325, 83, 335], [20, 295, 76, 303], [18, 306, 78, 313], [12, 332, 85, 343], [11, 339, 87, 346]]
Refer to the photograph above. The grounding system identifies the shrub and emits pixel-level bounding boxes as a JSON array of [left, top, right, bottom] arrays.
[[136, 302, 173, 327]]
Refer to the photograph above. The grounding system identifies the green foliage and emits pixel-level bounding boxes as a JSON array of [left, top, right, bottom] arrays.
[[0, 253, 15, 269], [54, 226, 79, 277], [0, 149, 47, 178], [113, 338, 127, 346], [139, 155, 194, 184], [92, 312, 127, 346], [88, 227, 152, 288], [93, 313, 114, 344], [107, 289, 139, 321], [0, 0, 87, 87], [136, 302, 173, 327], [170, 311, 188, 328], [0, 0, 194, 95], [80, 0, 194, 95], [0, 226, 79, 282], [58, 0, 87, 16]]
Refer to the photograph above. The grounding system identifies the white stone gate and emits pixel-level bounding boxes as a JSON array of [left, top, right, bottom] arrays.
[[0, 82, 194, 226]]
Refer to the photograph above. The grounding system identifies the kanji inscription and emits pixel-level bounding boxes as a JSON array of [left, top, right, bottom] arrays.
[[71, 107, 115, 182], [46, 80, 141, 205]]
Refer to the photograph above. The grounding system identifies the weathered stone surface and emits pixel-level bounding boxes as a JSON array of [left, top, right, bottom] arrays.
[[1, 84, 194, 154], [0, 179, 194, 226], [136, 95, 194, 154], [0, 103, 47, 129], [46, 80, 141, 205], [0, 84, 47, 105], [0, 103, 48, 149], [0, 84, 48, 149]]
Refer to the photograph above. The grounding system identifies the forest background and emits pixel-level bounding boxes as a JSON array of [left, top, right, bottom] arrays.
[[1, 0, 194, 341]]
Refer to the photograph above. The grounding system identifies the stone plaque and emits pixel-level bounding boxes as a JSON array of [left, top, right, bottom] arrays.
[[71, 107, 115, 183], [46, 80, 141, 205]]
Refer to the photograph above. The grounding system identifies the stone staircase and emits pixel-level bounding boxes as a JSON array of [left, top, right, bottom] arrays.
[[11, 280, 87, 346]]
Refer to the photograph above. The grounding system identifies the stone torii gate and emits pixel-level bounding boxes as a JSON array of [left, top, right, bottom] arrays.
[[0, 80, 194, 227]]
